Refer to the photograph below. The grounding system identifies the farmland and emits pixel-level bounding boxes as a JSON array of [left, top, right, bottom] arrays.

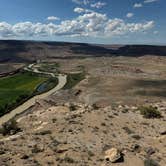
[[0, 71, 48, 116]]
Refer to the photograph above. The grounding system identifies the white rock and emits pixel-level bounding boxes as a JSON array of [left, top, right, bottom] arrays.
[[105, 148, 122, 163]]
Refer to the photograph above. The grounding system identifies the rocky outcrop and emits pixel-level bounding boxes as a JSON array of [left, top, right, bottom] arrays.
[[0, 101, 166, 166], [104, 148, 123, 163]]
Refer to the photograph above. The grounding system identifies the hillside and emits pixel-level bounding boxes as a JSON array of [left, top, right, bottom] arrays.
[[0, 40, 166, 63], [0, 41, 166, 166]]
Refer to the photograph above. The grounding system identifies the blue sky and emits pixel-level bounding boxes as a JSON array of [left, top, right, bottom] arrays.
[[0, 0, 165, 44]]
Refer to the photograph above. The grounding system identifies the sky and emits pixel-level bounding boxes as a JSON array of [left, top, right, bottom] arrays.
[[0, 0, 165, 44]]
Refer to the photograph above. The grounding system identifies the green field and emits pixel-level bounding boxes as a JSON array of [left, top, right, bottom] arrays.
[[38, 62, 59, 73], [0, 72, 48, 116], [63, 72, 85, 89]]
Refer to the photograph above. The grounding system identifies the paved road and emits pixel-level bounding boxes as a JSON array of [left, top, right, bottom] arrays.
[[0, 74, 67, 126]]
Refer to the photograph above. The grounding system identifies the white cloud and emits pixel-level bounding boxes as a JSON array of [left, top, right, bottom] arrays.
[[91, 2, 106, 9], [11, 22, 56, 37], [133, 3, 143, 8], [72, 0, 90, 5], [0, 22, 13, 37], [126, 13, 134, 18], [144, 0, 159, 3], [47, 16, 60, 21], [0, 11, 155, 38], [74, 7, 85, 13], [74, 7, 92, 13], [105, 19, 154, 36]]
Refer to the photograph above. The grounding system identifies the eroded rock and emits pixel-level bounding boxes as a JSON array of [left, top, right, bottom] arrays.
[[104, 148, 123, 163]]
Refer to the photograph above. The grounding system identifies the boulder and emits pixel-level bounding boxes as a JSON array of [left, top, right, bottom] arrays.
[[105, 148, 123, 163], [145, 147, 155, 156], [159, 129, 166, 135]]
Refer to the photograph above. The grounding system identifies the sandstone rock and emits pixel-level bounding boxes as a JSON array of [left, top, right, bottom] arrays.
[[20, 154, 29, 159], [47, 106, 69, 113], [104, 148, 123, 163], [145, 147, 155, 156], [159, 129, 166, 135], [131, 106, 138, 110], [118, 105, 123, 109]]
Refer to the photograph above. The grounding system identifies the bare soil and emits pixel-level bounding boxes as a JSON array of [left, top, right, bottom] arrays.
[[0, 56, 166, 166]]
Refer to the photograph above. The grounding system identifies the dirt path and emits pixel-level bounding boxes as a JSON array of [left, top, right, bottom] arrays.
[[0, 74, 67, 126], [24, 63, 56, 77]]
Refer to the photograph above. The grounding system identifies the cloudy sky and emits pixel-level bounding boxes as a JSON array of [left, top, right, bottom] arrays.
[[0, 0, 165, 44]]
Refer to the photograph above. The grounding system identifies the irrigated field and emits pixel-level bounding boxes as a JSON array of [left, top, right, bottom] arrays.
[[0, 72, 48, 116]]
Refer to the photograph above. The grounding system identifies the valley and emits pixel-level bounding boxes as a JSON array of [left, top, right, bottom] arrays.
[[0, 41, 166, 166]]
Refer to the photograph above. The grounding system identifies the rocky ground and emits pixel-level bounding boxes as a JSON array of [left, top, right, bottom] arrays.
[[0, 101, 166, 166], [54, 56, 166, 105], [0, 56, 166, 166]]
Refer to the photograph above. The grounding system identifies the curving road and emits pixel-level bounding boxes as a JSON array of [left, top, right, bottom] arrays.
[[0, 68, 67, 126], [24, 64, 56, 77]]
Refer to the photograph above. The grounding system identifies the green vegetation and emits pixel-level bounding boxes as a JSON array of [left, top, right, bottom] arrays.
[[122, 126, 135, 134], [144, 159, 159, 166], [139, 106, 162, 119], [63, 157, 75, 163], [0, 71, 48, 116], [69, 103, 78, 112], [39, 62, 59, 73], [0, 119, 21, 135], [63, 72, 85, 89]]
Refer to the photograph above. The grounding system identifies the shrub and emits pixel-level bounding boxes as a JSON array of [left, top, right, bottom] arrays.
[[92, 103, 100, 110], [49, 139, 61, 152], [63, 72, 85, 89], [144, 158, 159, 166], [87, 150, 95, 157], [131, 134, 142, 140], [63, 157, 75, 163], [69, 104, 78, 112], [31, 145, 44, 153], [0, 119, 21, 136], [122, 126, 135, 134], [0, 106, 6, 117], [139, 106, 162, 119], [35, 130, 52, 135], [16, 94, 29, 103]]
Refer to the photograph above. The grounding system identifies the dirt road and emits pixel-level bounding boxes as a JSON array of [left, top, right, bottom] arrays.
[[0, 74, 67, 126]]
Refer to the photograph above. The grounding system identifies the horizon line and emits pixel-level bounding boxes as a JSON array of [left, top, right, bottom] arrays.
[[0, 39, 165, 46]]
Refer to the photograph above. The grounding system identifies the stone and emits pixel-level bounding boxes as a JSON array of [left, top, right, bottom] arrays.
[[104, 148, 123, 163], [145, 147, 156, 156], [74, 89, 82, 96], [131, 144, 141, 152], [20, 154, 29, 159], [159, 129, 166, 135]]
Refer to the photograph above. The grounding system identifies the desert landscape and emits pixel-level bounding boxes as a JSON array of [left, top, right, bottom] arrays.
[[0, 40, 165, 166], [0, 0, 166, 165]]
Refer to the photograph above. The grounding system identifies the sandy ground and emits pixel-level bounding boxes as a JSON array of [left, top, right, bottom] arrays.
[[0, 102, 165, 166], [54, 56, 166, 105], [0, 56, 166, 166]]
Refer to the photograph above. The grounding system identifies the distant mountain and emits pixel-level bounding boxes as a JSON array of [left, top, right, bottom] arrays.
[[116, 45, 166, 57], [0, 40, 166, 63]]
